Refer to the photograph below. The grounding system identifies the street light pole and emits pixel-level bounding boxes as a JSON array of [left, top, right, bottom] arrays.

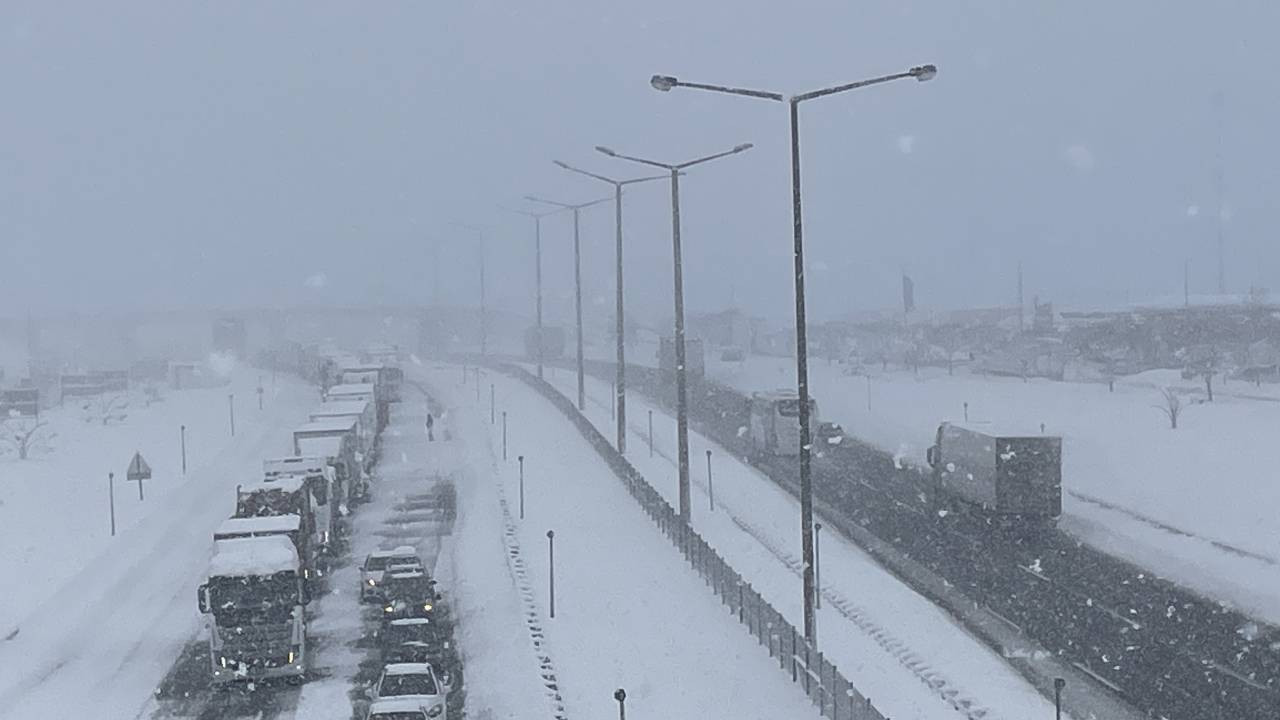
[[650, 63, 937, 644], [524, 194, 611, 411], [502, 207, 555, 380], [553, 161, 666, 454], [596, 142, 754, 522]]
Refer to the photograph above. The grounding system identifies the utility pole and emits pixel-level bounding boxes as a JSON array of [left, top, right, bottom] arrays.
[[1017, 260, 1025, 333], [1213, 90, 1226, 295]]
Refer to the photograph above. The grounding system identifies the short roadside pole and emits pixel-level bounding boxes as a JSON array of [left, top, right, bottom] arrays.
[[227, 393, 235, 437], [647, 410, 654, 457], [613, 688, 627, 720], [518, 455, 525, 519], [502, 411, 508, 460], [490, 383, 495, 424], [706, 449, 714, 511], [127, 451, 152, 501], [180, 424, 187, 475], [814, 522, 823, 609], [108, 472, 116, 536], [257, 377, 264, 410], [1054, 678, 1066, 720], [546, 530, 556, 618]]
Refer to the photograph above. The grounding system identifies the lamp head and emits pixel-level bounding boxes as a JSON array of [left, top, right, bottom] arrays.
[[595, 145, 617, 157], [732, 143, 754, 153], [910, 64, 938, 82], [650, 75, 678, 92]]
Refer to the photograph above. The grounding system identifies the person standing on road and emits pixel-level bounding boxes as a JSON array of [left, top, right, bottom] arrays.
[[426, 412, 435, 441]]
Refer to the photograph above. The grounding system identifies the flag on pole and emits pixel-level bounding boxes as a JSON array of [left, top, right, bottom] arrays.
[[902, 274, 916, 313]]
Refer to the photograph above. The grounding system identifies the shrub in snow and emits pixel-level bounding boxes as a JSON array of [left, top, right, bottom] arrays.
[[2, 418, 56, 460], [1154, 387, 1183, 430], [82, 394, 129, 425]]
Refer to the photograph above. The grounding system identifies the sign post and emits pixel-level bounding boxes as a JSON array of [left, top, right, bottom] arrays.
[[180, 425, 187, 475], [108, 472, 116, 536], [127, 451, 152, 501]]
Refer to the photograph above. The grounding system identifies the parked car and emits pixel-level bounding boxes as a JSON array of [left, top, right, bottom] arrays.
[[362, 546, 420, 602], [369, 662, 451, 718]]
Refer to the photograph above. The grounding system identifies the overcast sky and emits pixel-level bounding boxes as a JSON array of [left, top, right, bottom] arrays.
[[2, 1, 1278, 323]]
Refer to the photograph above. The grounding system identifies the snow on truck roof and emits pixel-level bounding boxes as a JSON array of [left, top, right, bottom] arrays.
[[241, 475, 307, 494], [309, 399, 370, 417], [209, 536, 299, 577], [296, 436, 344, 456], [326, 382, 376, 394], [942, 421, 1060, 440], [264, 456, 329, 476], [295, 418, 357, 434], [216, 514, 301, 535]]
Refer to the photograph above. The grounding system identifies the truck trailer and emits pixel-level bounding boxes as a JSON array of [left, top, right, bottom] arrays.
[[925, 422, 1062, 522]]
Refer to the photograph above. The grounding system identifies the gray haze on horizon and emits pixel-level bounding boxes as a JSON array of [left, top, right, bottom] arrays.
[[2, 1, 1277, 326]]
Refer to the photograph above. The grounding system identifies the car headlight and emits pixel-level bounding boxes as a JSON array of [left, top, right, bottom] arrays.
[[367, 579, 376, 586], [423, 603, 433, 612], [427, 705, 444, 718], [384, 605, 394, 613]]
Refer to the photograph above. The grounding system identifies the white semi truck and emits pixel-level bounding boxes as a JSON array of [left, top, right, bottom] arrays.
[[198, 536, 309, 684]]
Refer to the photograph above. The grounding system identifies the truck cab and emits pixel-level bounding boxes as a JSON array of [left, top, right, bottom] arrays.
[[198, 536, 308, 683]]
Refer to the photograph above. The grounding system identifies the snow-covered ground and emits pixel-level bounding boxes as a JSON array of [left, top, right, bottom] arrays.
[[418, 363, 825, 720], [534, 366, 1088, 720], [705, 356, 1280, 625], [0, 367, 315, 718], [0, 366, 303, 630]]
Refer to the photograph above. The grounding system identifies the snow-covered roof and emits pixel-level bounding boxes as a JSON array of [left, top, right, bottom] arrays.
[[326, 382, 376, 395], [943, 420, 1058, 439], [241, 475, 306, 494], [296, 436, 344, 457], [294, 418, 357, 435], [209, 536, 299, 577], [383, 662, 434, 676], [264, 456, 329, 478], [388, 570, 427, 580], [368, 698, 430, 717], [309, 399, 370, 418], [370, 546, 418, 559], [216, 514, 301, 536], [341, 364, 385, 373], [752, 389, 799, 401]]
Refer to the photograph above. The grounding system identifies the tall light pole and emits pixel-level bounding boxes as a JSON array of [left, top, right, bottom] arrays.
[[649, 63, 937, 644], [595, 141, 754, 523], [502, 206, 558, 380], [552, 160, 667, 453], [524, 194, 611, 411], [452, 222, 489, 356]]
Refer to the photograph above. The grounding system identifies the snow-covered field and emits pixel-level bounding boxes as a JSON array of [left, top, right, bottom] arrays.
[[419, 363, 824, 720], [535, 366, 1098, 720], [0, 367, 315, 718], [707, 355, 1280, 625]]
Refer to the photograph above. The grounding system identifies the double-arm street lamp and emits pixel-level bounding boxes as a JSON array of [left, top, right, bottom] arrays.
[[595, 142, 753, 522], [524, 194, 611, 411], [501, 206, 559, 380], [649, 64, 937, 644], [552, 161, 667, 454]]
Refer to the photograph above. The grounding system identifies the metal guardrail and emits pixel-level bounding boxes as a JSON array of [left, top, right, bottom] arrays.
[[500, 363, 889, 720]]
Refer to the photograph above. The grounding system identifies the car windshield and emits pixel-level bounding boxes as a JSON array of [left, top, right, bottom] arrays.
[[380, 673, 438, 697], [365, 556, 391, 571], [370, 713, 426, 720], [385, 576, 432, 596], [208, 573, 299, 621]]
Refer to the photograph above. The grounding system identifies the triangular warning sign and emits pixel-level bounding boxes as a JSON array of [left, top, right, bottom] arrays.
[[127, 452, 152, 481]]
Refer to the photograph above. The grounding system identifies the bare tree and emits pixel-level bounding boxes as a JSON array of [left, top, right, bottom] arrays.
[[2, 418, 55, 459], [1154, 388, 1183, 429], [83, 394, 129, 425]]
